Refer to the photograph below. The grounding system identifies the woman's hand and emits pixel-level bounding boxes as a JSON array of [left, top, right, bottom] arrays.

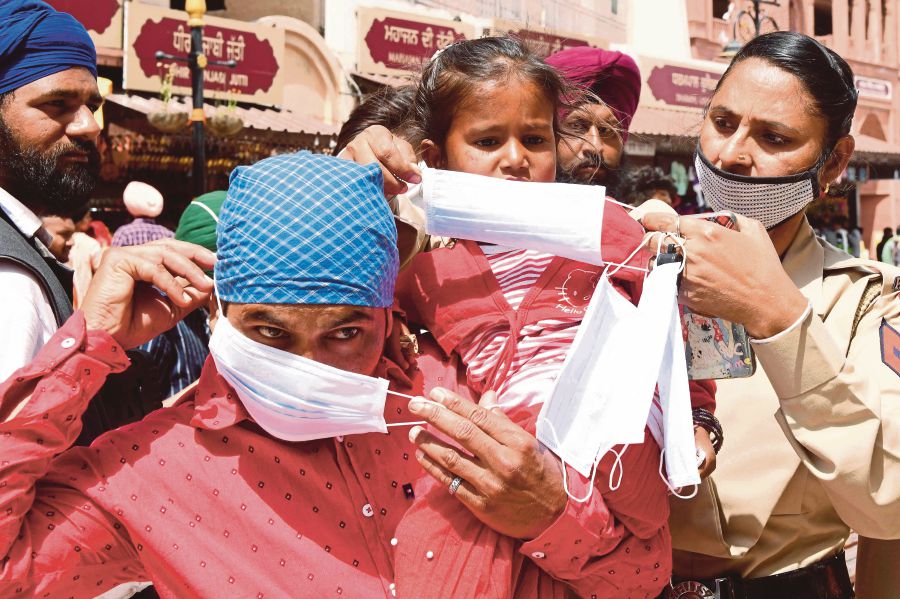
[[695, 427, 716, 479], [339, 125, 421, 196], [641, 212, 809, 339], [81, 239, 216, 349], [407, 388, 567, 540]]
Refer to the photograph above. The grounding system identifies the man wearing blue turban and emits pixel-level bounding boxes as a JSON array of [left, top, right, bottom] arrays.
[[0, 152, 435, 596], [0, 0, 103, 385]]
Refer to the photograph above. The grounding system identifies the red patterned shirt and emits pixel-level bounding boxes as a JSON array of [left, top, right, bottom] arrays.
[[0, 313, 422, 598], [0, 313, 667, 598]]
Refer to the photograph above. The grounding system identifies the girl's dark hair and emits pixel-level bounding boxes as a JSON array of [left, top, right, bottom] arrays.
[[716, 31, 858, 153], [334, 85, 417, 155], [412, 36, 582, 148]]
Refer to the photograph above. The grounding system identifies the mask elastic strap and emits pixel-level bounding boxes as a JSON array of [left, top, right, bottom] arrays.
[[384, 390, 433, 427], [538, 417, 607, 504], [605, 197, 635, 211], [658, 448, 699, 500], [605, 236, 652, 278], [607, 445, 629, 491], [212, 277, 225, 317], [651, 232, 689, 275]]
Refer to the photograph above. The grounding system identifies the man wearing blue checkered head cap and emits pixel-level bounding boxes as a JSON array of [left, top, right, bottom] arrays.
[[211, 150, 400, 377], [0, 151, 437, 596]]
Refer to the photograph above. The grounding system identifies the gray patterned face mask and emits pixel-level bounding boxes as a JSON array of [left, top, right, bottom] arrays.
[[695, 148, 824, 229]]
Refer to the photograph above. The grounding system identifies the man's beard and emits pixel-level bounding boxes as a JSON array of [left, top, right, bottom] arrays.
[[0, 119, 100, 217], [558, 154, 622, 194]]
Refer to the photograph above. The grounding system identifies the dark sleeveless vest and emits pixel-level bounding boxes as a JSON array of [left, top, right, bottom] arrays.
[[0, 210, 166, 445]]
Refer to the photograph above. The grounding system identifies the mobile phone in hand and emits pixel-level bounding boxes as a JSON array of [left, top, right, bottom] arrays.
[[681, 212, 757, 380]]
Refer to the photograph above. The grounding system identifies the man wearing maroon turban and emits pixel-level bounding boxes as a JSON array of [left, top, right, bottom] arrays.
[[546, 47, 641, 189]]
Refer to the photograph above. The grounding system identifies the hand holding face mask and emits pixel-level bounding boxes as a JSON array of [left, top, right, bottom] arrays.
[[640, 212, 809, 339]]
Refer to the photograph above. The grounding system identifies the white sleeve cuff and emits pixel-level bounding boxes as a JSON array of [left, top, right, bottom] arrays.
[[750, 302, 813, 345]]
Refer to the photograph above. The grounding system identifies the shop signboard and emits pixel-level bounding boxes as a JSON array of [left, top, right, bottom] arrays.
[[124, 2, 285, 107], [855, 76, 892, 101], [357, 7, 474, 75], [486, 20, 605, 58], [640, 57, 725, 112], [45, 0, 123, 50]]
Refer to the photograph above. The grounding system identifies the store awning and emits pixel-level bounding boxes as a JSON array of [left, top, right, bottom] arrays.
[[351, 71, 415, 90], [629, 105, 704, 138], [854, 134, 900, 156], [105, 93, 340, 137]]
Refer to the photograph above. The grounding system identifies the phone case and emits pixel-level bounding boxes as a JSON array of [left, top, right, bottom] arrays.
[[680, 211, 756, 379], [682, 307, 756, 380]]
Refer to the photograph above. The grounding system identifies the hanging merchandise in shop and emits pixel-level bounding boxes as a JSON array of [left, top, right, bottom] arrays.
[[124, 2, 285, 107]]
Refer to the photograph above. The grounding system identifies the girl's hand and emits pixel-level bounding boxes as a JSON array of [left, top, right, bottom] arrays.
[[640, 212, 809, 339], [407, 388, 567, 540], [339, 125, 421, 196]]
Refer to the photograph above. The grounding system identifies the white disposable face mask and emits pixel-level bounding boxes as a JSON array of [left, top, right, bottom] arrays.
[[537, 250, 700, 501], [208, 306, 422, 442], [422, 167, 643, 272], [695, 149, 823, 230]]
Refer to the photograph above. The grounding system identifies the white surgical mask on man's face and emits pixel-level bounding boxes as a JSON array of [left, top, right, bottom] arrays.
[[208, 297, 421, 442], [695, 148, 824, 229]]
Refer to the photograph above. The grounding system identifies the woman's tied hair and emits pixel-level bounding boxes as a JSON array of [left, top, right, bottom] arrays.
[[716, 31, 858, 155], [411, 36, 586, 149]]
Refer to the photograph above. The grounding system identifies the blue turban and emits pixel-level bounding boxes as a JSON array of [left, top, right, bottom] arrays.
[[0, 1, 97, 96], [215, 152, 399, 308]]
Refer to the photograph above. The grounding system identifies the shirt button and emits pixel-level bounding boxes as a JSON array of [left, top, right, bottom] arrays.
[[390, 537, 398, 546], [336, 436, 344, 443], [61, 337, 76, 349], [425, 550, 434, 560], [531, 551, 546, 559], [362, 503, 374, 517]]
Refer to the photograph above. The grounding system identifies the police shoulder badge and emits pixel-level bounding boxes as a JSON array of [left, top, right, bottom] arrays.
[[881, 319, 900, 377]]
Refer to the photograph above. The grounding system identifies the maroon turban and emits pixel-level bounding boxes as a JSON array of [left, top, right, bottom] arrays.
[[546, 47, 641, 141]]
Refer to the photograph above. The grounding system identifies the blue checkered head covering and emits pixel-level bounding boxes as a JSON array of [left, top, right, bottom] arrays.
[[215, 152, 399, 308]]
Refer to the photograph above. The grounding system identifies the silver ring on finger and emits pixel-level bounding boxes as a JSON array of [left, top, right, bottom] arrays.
[[448, 476, 463, 495]]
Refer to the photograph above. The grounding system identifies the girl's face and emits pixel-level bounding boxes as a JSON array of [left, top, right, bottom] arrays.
[[427, 76, 557, 182], [699, 58, 828, 180]]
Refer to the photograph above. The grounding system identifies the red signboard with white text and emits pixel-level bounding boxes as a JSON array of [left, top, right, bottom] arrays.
[[44, 0, 123, 50], [639, 57, 725, 112], [357, 7, 474, 75], [124, 2, 284, 107]]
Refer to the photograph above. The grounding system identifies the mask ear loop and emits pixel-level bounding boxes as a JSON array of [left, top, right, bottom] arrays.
[[605, 236, 652, 278], [384, 390, 430, 427], [606, 445, 629, 491], [658, 448, 699, 500], [539, 417, 624, 504]]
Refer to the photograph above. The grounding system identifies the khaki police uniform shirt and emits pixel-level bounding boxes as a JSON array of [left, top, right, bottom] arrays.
[[671, 219, 900, 595]]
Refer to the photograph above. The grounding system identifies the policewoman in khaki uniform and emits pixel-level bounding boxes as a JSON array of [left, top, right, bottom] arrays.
[[643, 32, 900, 599]]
